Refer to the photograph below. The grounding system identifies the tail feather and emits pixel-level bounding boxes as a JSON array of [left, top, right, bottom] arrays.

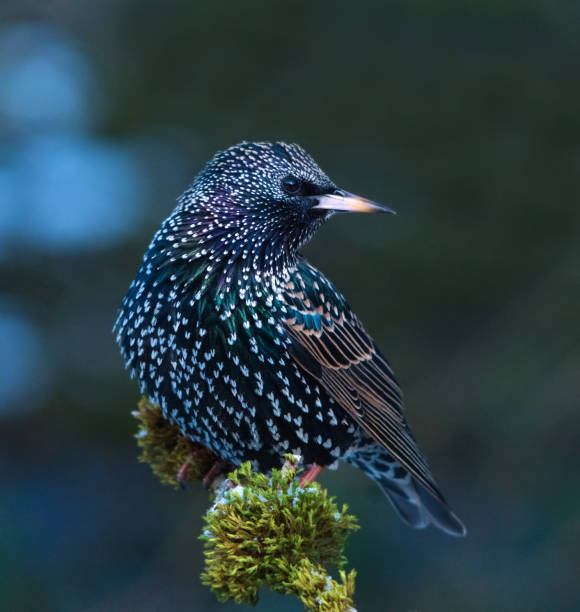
[[378, 477, 430, 530], [348, 446, 467, 537], [377, 476, 467, 536], [413, 481, 467, 537]]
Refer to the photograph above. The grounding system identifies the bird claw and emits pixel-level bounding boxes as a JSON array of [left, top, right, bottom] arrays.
[[176, 448, 205, 488], [177, 455, 193, 489], [202, 459, 228, 489]]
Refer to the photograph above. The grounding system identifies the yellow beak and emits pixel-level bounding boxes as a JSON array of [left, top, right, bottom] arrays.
[[310, 190, 396, 214]]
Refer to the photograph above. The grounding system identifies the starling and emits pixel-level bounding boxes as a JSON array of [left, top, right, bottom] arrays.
[[114, 141, 466, 536]]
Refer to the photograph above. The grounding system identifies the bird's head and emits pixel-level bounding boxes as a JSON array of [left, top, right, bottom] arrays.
[[170, 141, 394, 280]]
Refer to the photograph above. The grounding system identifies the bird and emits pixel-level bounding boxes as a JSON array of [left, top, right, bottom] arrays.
[[114, 141, 466, 536]]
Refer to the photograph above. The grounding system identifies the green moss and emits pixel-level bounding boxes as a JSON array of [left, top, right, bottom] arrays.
[[200, 458, 359, 611], [134, 400, 360, 610], [290, 559, 357, 612], [133, 396, 219, 487]]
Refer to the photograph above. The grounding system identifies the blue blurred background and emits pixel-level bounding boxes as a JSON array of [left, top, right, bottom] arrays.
[[1, 2, 579, 611]]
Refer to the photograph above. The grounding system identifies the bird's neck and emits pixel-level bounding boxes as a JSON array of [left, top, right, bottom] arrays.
[[145, 209, 298, 309]]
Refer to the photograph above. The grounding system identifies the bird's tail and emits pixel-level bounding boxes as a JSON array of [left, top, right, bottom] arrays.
[[347, 448, 467, 537]]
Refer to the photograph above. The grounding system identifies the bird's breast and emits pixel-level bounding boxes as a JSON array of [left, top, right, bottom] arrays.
[[116, 272, 358, 468]]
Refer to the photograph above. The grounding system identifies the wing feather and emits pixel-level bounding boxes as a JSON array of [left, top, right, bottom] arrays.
[[282, 260, 440, 497]]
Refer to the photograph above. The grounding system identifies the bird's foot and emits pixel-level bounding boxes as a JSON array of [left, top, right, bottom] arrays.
[[176, 448, 205, 489], [299, 463, 325, 486], [202, 459, 228, 489]]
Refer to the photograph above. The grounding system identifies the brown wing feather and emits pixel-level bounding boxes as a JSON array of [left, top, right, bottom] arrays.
[[282, 264, 439, 497]]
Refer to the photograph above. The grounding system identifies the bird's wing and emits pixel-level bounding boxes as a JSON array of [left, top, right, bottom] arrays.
[[281, 259, 438, 496]]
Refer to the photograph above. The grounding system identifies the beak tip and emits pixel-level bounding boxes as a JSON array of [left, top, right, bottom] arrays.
[[377, 205, 397, 215], [311, 191, 396, 215]]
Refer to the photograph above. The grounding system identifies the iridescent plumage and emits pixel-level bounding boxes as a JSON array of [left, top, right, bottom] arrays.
[[114, 141, 466, 536]]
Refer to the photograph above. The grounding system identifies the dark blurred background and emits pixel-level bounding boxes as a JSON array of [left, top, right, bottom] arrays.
[[1, 1, 579, 610]]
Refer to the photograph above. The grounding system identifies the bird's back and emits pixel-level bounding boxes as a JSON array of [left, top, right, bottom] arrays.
[[281, 258, 466, 535]]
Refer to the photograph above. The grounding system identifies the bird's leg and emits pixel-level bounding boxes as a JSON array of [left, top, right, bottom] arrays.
[[177, 456, 193, 489], [202, 459, 228, 489], [176, 448, 205, 489], [299, 463, 325, 486]]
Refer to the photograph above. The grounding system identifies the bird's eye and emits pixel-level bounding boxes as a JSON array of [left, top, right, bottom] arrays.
[[281, 175, 302, 195]]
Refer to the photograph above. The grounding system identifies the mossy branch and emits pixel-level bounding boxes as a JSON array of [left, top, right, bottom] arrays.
[[134, 397, 359, 611], [133, 396, 220, 486]]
